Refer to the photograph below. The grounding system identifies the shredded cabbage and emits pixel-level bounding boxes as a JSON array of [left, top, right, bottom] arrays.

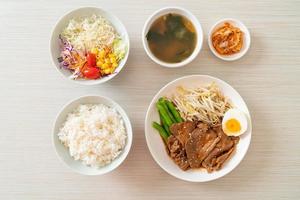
[[61, 14, 118, 51]]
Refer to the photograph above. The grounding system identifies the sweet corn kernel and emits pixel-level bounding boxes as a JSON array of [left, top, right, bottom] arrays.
[[103, 68, 111, 74], [110, 57, 116, 63], [108, 54, 114, 58], [91, 48, 98, 54], [97, 61, 103, 67], [102, 63, 109, 69], [112, 62, 118, 68], [105, 58, 110, 64], [111, 67, 116, 73], [99, 50, 106, 58]]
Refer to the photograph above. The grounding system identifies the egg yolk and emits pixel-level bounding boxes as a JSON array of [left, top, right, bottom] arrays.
[[225, 118, 241, 133]]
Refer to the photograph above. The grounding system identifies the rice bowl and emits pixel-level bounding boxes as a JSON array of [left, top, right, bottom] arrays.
[[58, 104, 127, 167], [53, 95, 132, 175]]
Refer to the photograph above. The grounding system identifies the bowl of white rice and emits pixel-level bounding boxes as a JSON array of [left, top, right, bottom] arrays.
[[53, 95, 132, 175]]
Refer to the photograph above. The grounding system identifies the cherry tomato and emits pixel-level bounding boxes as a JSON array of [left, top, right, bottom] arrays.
[[82, 67, 101, 79], [86, 52, 96, 67]]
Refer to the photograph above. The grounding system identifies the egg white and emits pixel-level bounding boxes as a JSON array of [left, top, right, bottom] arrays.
[[222, 108, 248, 136]]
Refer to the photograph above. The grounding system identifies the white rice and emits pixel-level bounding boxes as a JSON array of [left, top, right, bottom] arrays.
[[58, 104, 127, 167]]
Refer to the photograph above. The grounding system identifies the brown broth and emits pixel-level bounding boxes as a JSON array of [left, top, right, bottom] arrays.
[[146, 13, 197, 63]]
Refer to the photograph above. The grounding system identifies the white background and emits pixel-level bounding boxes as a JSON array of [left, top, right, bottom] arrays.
[[0, 0, 299, 199]]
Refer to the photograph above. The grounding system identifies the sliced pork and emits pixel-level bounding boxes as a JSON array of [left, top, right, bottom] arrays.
[[166, 122, 240, 172], [167, 135, 189, 171], [202, 127, 239, 172], [169, 121, 196, 146], [185, 125, 220, 168]]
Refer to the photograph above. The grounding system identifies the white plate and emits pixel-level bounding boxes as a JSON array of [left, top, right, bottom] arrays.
[[50, 7, 130, 85], [145, 75, 252, 182], [53, 95, 133, 175]]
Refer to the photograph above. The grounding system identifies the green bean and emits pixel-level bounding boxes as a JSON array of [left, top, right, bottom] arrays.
[[158, 98, 176, 123], [165, 100, 183, 123], [156, 103, 173, 127], [159, 112, 171, 136], [152, 121, 169, 141], [158, 97, 165, 102]]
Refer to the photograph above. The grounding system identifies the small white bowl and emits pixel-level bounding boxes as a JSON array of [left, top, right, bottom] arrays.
[[53, 95, 133, 175], [208, 18, 251, 61], [50, 7, 130, 85], [145, 75, 252, 182], [142, 7, 203, 68]]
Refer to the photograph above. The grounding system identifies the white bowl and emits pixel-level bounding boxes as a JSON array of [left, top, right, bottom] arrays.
[[53, 95, 133, 175], [208, 18, 251, 61], [142, 7, 203, 68], [50, 7, 130, 85], [145, 75, 252, 182]]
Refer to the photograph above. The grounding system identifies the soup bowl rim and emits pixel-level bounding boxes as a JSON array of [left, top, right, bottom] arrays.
[[142, 6, 203, 68]]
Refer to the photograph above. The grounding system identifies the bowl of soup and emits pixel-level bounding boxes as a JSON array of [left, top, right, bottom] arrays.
[[142, 7, 203, 68]]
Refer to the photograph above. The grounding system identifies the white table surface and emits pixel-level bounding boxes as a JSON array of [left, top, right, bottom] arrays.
[[0, 0, 299, 199]]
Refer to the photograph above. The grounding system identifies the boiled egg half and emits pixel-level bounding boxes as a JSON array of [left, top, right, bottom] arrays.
[[222, 108, 248, 136]]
